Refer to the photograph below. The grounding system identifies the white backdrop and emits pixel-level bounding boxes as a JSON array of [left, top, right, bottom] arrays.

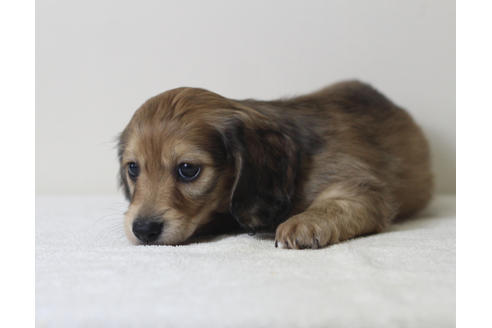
[[36, 0, 455, 195]]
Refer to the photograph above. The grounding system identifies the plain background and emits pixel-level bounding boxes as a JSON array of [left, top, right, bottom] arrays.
[[36, 0, 455, 195]]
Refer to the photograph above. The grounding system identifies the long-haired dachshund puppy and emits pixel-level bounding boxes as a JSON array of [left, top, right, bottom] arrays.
[[118, 80, 432, 249]]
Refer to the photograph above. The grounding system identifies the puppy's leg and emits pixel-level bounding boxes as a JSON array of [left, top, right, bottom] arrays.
[[275, 180, 397, 249]]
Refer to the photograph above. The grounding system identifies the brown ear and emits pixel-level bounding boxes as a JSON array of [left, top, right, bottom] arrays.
[[117, 130, 131, 201], [221, 120, 299, 232]]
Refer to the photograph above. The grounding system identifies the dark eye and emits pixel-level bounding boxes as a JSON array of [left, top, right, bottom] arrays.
[[177, 163, 201, 181], [128, 162, 140, 181]]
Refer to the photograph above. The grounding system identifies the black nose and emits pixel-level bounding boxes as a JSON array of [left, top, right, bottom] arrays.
[[132, 218, 163, 243]]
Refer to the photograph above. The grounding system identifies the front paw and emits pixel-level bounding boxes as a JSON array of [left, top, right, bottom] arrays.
[[275, 214, 329, 249]]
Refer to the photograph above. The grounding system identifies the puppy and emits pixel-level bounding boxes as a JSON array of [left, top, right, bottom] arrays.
[[118, 80, 432, 249]]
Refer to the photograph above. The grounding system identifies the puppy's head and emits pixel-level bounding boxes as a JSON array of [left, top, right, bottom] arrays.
[[118, 88, 299, 245]]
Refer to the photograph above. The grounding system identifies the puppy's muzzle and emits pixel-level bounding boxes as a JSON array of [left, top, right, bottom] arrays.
[[132, 217, 163, 243]]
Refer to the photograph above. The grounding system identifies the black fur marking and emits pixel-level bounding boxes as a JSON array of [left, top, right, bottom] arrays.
[[220, 120, 302, 231]]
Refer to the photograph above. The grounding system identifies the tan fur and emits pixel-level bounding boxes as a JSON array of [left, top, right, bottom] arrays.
[[118, 80, 432, 248]]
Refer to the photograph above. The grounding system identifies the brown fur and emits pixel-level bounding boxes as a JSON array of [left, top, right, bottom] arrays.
[[118, 80, 432, 248]]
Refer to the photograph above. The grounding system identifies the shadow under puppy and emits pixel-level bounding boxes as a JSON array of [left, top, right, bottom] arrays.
[[118, 80, 432, 249]]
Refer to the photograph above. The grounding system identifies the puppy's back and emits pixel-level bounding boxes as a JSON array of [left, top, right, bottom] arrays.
[[293, 81, 433, 219]]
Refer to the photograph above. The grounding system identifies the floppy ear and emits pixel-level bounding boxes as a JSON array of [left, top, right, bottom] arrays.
[[117, 130, 131, 201], [222, 121, 299, 232]]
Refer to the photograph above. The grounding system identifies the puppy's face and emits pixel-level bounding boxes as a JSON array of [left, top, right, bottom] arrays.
[[119, 88, 299, 245]]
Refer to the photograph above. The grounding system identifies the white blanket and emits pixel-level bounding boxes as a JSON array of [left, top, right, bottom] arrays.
[[36, 195, 455, 327]]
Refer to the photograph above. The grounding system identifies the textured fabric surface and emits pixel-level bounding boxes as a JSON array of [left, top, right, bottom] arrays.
[[36, 195, 455, 327]]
